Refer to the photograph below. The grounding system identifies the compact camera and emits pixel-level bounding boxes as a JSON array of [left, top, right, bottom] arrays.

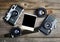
[[4, 4, 24, 25], [39, 15, 57, 35]]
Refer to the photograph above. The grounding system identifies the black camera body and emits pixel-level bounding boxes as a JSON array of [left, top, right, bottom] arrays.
[[4, 4, 24, 25], [39, 15, 57, 35]]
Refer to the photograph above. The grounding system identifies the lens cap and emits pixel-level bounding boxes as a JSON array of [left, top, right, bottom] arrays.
[[35, 7, 47, 17], [10, 27, 21, 37]]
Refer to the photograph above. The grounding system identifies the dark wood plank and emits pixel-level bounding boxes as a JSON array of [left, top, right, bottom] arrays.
[[0, 38, 60, 42], [0, 1, 60, 10], [0, 0, 18, 2]]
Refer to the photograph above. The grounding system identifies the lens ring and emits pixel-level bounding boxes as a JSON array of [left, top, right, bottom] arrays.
[[35, 7, 47, 17], [10, 27, 21, 37], [11, 10, 18, 17], [38, 10, 45, 15], [44, 22, 52, 30], [14, 29, 20, 34]]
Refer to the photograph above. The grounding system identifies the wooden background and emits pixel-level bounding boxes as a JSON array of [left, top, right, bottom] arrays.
[[0, 0, 60, 42]]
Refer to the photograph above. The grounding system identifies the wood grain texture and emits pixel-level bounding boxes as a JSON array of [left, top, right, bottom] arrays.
[[0, 0, 60, 10], [0, 0, 18, 2], [0, 0, 60, 42], [0, 38, 60, 42]]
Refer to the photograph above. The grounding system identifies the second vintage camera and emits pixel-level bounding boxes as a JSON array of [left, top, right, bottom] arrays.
[[39, 15, 57, 35]]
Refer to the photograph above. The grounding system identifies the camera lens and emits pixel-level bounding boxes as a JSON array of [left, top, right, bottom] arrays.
[[44, 22, 52, 30], [35, 7, 47, 17], [10, 27, 21, 37], [11, 11, 18, 17]]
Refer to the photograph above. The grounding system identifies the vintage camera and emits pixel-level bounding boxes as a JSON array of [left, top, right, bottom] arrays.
[[4, 4, 24, 25], [39, 15, 57, 35]]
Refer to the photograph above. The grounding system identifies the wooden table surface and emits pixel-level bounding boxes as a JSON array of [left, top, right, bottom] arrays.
[[0, 0, 60, 42]]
